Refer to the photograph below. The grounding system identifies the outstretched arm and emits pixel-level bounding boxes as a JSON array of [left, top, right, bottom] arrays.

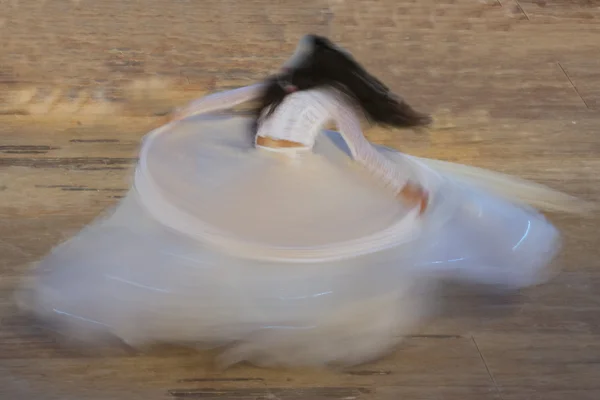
[[332, 100, 429, 214], [172, 83, 266, 121]]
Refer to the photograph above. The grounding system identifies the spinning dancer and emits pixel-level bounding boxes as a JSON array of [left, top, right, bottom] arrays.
[[19, 35, 590, 368]]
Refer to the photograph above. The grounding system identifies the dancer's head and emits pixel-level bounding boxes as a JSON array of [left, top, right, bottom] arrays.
[[254, 34, 432, 131]]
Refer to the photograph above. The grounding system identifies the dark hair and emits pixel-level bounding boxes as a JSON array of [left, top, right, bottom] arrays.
[[253, 35, 432, 133]]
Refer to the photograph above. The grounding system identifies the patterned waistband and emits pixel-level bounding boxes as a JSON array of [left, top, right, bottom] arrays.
[[255, 136, 312, 155]]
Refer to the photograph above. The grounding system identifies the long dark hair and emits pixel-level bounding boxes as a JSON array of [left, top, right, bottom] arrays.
[[253, 35, 432, 133]]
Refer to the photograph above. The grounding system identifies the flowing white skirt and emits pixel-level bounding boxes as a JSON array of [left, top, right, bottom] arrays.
[[19, 115, 576, 368]]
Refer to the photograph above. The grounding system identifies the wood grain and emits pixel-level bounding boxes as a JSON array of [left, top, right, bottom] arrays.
[[1, 0, 599, 399]]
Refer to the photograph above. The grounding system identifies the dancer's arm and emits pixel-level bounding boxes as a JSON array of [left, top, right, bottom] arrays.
[[172, 83, 266, 121], [332, 100, 429, 213]]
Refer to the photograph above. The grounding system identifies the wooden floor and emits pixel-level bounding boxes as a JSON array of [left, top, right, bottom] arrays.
[[1, 0, 600, 399]]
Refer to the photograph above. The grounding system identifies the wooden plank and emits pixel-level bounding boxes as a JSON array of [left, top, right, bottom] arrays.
[[501, 388, 600, 400], [375, 386, 501, 400], [0, 320, 492, 385], [518, 0, 600, 21], [474, 333, 600, 390], [0, 336, 494, 398], [0, 0, 599, 399], [559, 61, 600, 110]]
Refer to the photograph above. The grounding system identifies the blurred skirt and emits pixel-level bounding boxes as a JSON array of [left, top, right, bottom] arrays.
[[19, 114, 578, 368]]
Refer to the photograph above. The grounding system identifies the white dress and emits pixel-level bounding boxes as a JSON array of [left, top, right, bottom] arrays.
[[19, 84, 587, 368]]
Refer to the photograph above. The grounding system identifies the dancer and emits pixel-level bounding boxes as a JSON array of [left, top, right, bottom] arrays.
[[19, 35, 590, 368], [172, 35, 433, 215]]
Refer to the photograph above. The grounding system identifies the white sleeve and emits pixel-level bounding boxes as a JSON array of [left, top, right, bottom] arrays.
[[173, 83, 266, 120], [331, 100, 410, 195]]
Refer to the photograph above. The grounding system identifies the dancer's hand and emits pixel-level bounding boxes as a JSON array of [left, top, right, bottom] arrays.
[[398, 181, 429, 215]]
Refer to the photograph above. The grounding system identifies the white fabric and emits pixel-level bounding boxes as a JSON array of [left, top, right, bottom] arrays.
[[174, 83, 266, 120], [256, 91, 332, 147], [136, 117, 434, 262], [19, 85, 579, 368], [256, 88, 411, 193], [178, 85, 411, 194]]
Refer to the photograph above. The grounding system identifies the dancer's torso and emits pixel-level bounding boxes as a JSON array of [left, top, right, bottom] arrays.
[[174, 83, 411, 194], [255, 88, 345, 150]]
